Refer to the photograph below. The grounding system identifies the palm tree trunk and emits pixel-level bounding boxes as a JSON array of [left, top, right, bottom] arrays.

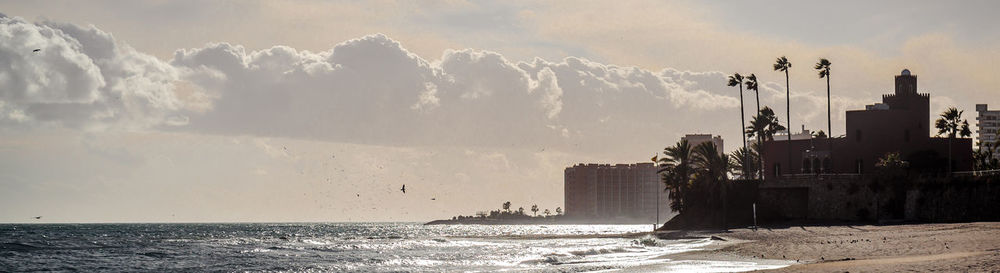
[[739, 84, 747, 178], [826, 75, 831, 138], [755, 91, 762, 180], [785, 71, 791, 176], [826, 73, 833, 173]]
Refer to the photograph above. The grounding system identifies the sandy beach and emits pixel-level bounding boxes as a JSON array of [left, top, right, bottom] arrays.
[[660, 222, 1000, 272]]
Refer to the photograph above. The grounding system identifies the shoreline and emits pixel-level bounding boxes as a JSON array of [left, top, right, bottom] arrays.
[[424, 218, 664, 225], [668, 222, 1000, 272]]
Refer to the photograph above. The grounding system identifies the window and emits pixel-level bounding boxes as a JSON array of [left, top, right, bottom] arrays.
[[856, 129, 862, 142]]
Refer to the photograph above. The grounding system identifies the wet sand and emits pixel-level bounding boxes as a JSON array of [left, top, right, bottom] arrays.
[[665, 222, 1000, 272]]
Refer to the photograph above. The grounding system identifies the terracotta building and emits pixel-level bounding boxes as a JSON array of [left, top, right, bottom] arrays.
[[763, 69, 973, 179]]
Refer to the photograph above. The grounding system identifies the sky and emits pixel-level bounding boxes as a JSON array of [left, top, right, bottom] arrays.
[[1, 0, 998, 223]]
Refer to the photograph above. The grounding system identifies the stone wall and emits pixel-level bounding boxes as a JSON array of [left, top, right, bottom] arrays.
[[756, 175, 1000, 223], [662, 175, 999, 230], [758, 176, 877, 222]]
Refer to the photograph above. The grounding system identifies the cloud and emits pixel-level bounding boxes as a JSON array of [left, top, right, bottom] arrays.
[[0, 16, 184, 130], [166, 33, 759, 155], [0, 17, 870, 156]]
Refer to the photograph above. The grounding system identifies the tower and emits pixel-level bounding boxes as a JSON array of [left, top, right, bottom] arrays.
[[883, 69, 930, 137]]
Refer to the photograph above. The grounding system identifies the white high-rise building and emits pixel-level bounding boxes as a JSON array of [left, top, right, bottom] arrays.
[[681, 134, 724, 155], [564, 163, 669, 223], [976, 104, 1000, 160]]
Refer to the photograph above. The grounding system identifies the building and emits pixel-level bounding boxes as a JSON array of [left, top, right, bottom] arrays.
[[763, 69, 973, 179], [772, 125, 818, 141], [681, 134, 724, 154], [976, 104, 1000, 160], [564, 163, 670, 223]]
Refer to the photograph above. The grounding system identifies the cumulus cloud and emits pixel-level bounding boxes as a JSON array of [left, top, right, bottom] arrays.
[[1, 17, 857, 155], [169, 33, 751, 154], [0, 16, 184, 129]]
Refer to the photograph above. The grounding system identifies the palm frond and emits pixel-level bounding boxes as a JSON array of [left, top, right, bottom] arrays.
[[773, 56, 791, 71], [744, 74, 758, 90]]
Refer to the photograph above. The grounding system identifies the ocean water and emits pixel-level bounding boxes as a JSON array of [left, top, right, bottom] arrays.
[[0, 223, 789, 272]]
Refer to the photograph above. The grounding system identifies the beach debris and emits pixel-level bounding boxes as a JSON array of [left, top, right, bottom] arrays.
[[431, 198, 436, 200], [710, 235, 726, 241], [33, 216, 42, 220]]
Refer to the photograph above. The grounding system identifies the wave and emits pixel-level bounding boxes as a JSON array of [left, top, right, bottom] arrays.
[[0, 242, 43, 252], [567, 247, 635, 256], [139, 251, 171, 258]]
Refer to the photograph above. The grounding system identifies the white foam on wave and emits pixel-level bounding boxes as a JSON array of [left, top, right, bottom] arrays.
[[510, 237, 713, 271], [651, 259, 793, 272], [317, 224, 791, 272]]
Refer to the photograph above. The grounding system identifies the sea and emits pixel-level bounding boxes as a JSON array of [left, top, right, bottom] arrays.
[[0, 223, 791, 272]]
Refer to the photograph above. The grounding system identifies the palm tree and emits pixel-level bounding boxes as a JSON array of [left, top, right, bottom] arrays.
[[746, 107, 787, 142], [773, 56, 792, 174], [691, 142, 730, 227], [555, 207, 562, 215], [814, 59, 832, 140], [744, 74, 762, 178], [658, 139, 693, 212], [815, 58, 833, 171], [503, 201, 511, 213], [730, 146, 759, 178], [531, 204, 539, 216], [693, 142, 729, 188], [544, 209, 551, 217], [517, 207, 525, 215], [727, 73, 748, 177], [935, 107, 972, 173], [746, 107, 786, 176], [974, 142, 996, 170]]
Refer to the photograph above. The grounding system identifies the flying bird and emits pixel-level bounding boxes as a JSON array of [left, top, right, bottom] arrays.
[[32, 49, 41, 52], [431, 198, 436, 201], [400, 184, 406, 194], [356, 193, 360, 197]]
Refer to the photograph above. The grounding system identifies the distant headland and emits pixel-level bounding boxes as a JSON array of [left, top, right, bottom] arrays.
[[425, 201, 664, 225]]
